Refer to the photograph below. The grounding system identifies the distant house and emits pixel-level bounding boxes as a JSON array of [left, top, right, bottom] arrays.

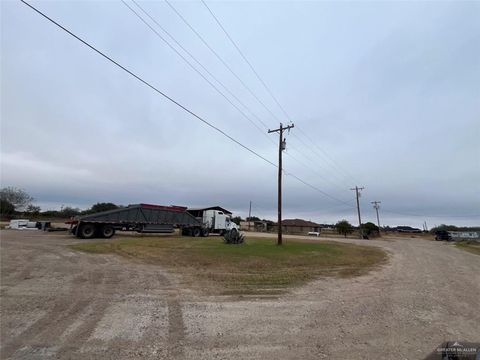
[[240, 220, 268, 232], [394, 226, 422, 233], [273, 219, 322, 235]]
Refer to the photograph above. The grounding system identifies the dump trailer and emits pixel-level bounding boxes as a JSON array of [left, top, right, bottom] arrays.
[[69, 203, 205, 239]]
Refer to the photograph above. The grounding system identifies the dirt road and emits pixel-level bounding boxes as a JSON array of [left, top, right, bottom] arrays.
[[1, 230, 479, 359]]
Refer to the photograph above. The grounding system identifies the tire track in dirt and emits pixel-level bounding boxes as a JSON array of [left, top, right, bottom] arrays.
[[53, 262, 120, 358], [0, 267, 106, 359], [132, 265, 187, 359], [166, 297, 186, 359]]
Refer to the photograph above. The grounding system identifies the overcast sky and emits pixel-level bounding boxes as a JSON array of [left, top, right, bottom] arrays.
[[1, 0, 479, 227]]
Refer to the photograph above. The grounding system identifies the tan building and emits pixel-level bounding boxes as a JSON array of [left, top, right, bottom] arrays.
[[240, 220, 268, 232], [273, 219, 322, 235]]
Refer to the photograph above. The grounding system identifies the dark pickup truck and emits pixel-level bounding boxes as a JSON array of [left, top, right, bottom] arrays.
[[434, 230, 452, 241]]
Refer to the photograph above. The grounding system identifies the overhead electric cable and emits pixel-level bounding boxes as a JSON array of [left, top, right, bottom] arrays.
[[200, 0, 360, 185], [128, 0, 354, 193], [287, 138, 353, 189], [21, 0, 354, 207], [289, 132, 355, 187], [121, 0, 271, 141], [285, 172, 354, 207], [284, 150, 355, 200], [164, 0, 281, 124], [294, 126, 358, 184], [381, 209, 480, 218], [19, 0, 275, 167], [201, 0, 292, 122], [130, 0, 272, 131]]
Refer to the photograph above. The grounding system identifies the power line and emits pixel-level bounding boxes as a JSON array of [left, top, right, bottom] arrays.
[[200, 1, 360, 186], [121, 0, 272, 143], [288, 133, 354, 188], [201, 0, 291, 122], [284, 149, 353, 196], [294, 126, 359, 184], [129, 0, 272, 132], [21, 0, 354, 209], [19, 0, 276, 168], [381, 209, 480, 218], [164, 0, 281, 125], [129, 0, 354, 198]]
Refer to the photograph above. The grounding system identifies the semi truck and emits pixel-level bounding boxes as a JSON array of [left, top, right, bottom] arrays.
[[68, 203, 238, 239], [186, 207, 239, 236]]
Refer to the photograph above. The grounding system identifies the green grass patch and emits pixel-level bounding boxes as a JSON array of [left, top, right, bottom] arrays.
[[455, 240, 480, 256], [71, 236, 387, 295]]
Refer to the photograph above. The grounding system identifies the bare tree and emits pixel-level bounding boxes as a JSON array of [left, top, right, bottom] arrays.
[[0, 187, 34, 212]]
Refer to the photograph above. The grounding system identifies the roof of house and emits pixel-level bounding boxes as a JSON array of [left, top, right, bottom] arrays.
[[280, 218, 321, 227]]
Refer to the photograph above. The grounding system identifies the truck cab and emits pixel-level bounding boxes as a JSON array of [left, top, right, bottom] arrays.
[[202, 210, 239, 234], [187, 206, 239, 235]]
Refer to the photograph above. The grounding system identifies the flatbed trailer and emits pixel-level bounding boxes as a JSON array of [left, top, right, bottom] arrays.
[[69, 203, 206, 239]]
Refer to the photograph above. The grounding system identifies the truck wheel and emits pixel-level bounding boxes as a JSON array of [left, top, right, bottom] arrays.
[[79, 223, 96, 239], [192, 227, 201, 237], [101, 225, 115, 239], [201, 228, 209, 237]]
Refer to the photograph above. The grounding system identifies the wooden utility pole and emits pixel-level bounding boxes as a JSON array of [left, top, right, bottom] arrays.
[[371, 201, 381, 229], [269, 123, 294, 245], [248, 200, 252, 231], [350, 186, 364, 238]]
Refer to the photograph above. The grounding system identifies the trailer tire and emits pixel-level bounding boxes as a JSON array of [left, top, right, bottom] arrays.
[[201, 228, 209, 237], [100, 225, 115, 239], [192, 227, 201, 237], [78, 223, 96, 239]]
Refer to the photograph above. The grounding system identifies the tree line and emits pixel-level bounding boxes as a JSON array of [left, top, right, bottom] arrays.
[[0, 186, 120, 219], [2, 187, 477, 233]]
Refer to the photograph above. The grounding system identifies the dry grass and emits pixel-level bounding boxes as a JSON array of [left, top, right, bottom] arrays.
[[71, 236, 388, 295], [455, 240, 480, 256]]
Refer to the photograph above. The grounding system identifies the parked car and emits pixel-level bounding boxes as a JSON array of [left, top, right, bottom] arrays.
[[434, 230, 452, 241]]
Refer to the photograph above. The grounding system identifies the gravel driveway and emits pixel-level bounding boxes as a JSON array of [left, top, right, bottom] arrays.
[[1, 230, 479, 359]]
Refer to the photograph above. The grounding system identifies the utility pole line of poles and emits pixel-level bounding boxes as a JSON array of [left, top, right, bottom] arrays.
[[350, 186, 365, 238], [269, 123, 294, 245], [371, 201, 381, 229]]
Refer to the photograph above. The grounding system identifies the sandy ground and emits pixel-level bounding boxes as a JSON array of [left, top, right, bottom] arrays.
[[1, 230, 479, 359]]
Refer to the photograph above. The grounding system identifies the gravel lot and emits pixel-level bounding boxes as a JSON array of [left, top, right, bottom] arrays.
[[1, 230, 479, 359]]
